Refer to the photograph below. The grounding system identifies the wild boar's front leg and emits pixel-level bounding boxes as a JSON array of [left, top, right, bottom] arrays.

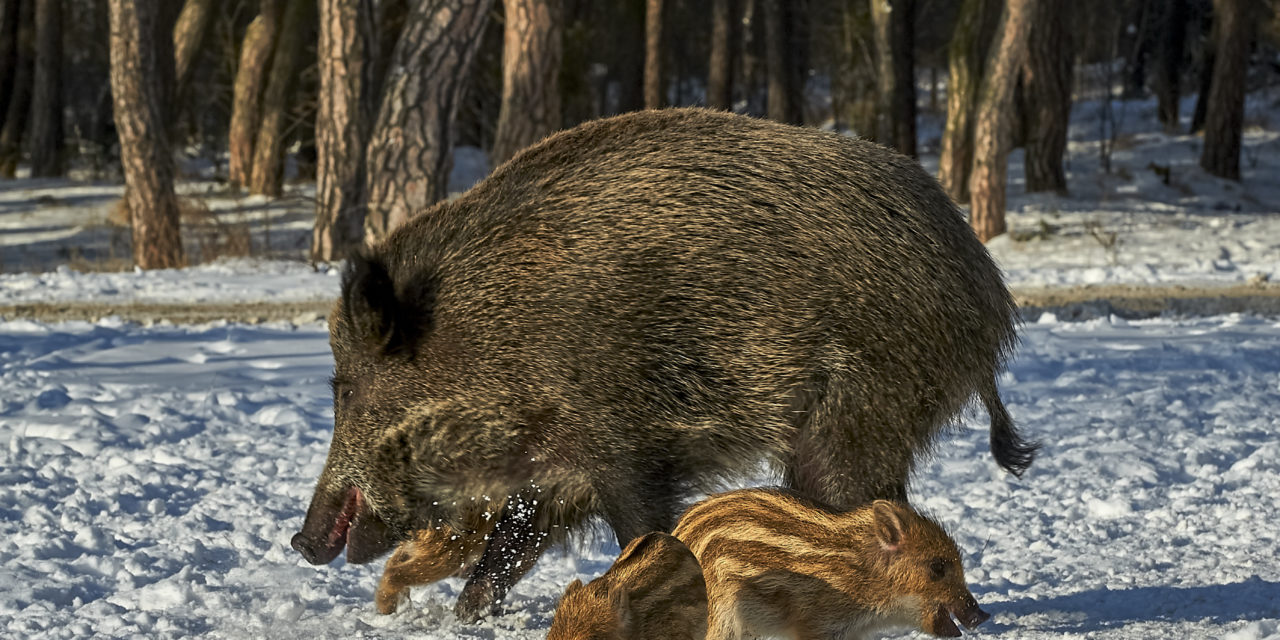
[[453, 491, 548, 622]]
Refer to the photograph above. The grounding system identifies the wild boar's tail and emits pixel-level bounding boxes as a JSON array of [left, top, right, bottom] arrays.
[[980, 378, 1038, 477]]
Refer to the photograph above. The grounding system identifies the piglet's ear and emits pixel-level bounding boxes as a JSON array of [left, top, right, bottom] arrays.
[[871, 500, 906, 553], [341, 253, 430, 356]]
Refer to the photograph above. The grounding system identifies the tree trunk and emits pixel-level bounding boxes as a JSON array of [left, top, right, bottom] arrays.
[[1190, 5, 1215, 134], [228, 0, 281, 188], [1200, 0, 1256, 181], [364, 0, 493, 243], [249, 0, 314, 197], [707, 0, 736, 110], [313, 0, 375, 263], [108, 0, 184, 269], [938, 0, 998, 203], [173, 0, 215, 98], [762, 0, 802, 123], [0, 0, 33, 177], [870, 0, 916, 156], [0, 0, 21, 135], [969, 0, 1036, 243], [27, 0, 62, 177], [1154, 0, 1188, 133], [1020, 0, 1071, 194], [491, 0, 561, 166], [644, 0, 662, 108]]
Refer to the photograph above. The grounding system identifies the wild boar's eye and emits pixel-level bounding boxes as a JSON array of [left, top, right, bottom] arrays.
[[929, 558, 947, 580]]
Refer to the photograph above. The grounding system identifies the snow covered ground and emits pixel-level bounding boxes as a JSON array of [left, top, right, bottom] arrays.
[[2, 312, 1279, 639]]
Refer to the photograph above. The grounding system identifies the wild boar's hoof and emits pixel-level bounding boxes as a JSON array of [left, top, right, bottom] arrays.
[[454, 578, 501, 623]]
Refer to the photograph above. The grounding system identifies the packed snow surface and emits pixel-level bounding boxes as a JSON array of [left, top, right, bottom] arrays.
[[1, 312, 1278, 639]]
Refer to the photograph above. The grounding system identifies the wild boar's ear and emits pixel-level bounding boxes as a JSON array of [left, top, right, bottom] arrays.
[[342, 253, 430, 355], [871, 500, 905, 553]]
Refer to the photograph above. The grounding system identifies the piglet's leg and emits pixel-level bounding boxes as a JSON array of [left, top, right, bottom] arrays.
[[453, 492, 548, 622]]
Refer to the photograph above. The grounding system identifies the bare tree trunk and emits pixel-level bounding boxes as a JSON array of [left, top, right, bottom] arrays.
[[0, 0, 21, 135], [313, 0, 375, 262], [364, 0, 493, 243], [707, 0, 736, 110], [1200, 0, 1256, 181], [172, 0, 215, 97], [0, 0, 33, 177], [249, 0, 314, 197], [1190, 3, 1215, 134], [870, 0, 916, 156], [27, 0, 62, 177], [969, 0, 1036, 243], [1154, 0, 1188, 133], [108, 0, 184, 269], [492, 0, 561, 166], [1020, 0, 1071, 194], [938, 0, 998, 203], [229, 0, 281, 188], [762, 0, 802, 123], [644, 0, 662, 108]]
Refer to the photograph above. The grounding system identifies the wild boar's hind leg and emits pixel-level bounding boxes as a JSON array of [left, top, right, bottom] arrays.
[[453, 491, 548, 622]]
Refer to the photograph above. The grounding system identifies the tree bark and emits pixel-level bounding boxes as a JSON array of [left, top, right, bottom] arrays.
[[707, 0, 736, 110], [491, 0, 561, 166], [249, 0, 314, 197], [172, 0, 215, 98], [27, 0, 62, 177], [762, 0, 802, 123], [0, 0, 21, 135], [1199, 0, 1256, 181], [1020, 0, 1071, 194], [969, 0, 1036, 243], [644, 0, 662, 108], [1153, 0, 1189, 133], [364, 0, 494, 243], [870, 0, 916, 157], [313, 0, 375, 263], [228, 0, 282, 188], [938, 0, 999, 203], [108, 0, 184, 269], [0, 0, 33, 177]]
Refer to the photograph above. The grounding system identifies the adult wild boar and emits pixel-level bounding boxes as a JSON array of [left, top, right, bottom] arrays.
[[291, 108, 1036, 621]]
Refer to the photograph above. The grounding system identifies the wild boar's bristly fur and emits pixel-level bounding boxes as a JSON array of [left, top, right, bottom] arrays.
[[291, 108, 1036, 620]]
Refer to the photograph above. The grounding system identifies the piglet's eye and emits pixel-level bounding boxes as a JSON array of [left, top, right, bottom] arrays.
[[929, 558, 947, 580]]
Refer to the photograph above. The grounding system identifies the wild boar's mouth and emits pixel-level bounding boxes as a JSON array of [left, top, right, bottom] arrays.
[[930, 600, 990, 637], [291, 486, 396, 566], [930, 605, 963, 638]]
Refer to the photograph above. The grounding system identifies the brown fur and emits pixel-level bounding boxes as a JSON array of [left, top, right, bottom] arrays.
[[291, 108, 1035, 620], [374, 511, 497, 614], [673, 489, 989, 640], [548, 533, 708, 640]]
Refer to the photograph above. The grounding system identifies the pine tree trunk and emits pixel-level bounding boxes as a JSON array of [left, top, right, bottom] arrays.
[[172, 0, 216, 98], [228, 0, 281, 188], [870, 0, 916, 157], [28, 0, 62, 177], [969, 0, 1036, 243], [644, 0, 662, 108], [1199, 0, 1256, 181], [707, 0, 736, 110], [491, 0, 561, 166], [762, 0, 801, 123], [108, 0, 184, 269], [0, 0, 21, 135], [938, 0, 998, 203], [249, 0, 313, 197], [1020, 0, 1071, 194], [364, 0, 493, 243], [0, 0, 33, 177], [313, 0, 375, 263], [1154, 0, 1188, 133]]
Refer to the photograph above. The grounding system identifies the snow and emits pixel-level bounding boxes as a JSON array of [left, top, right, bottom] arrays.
[[2, 89, 1280, 637]]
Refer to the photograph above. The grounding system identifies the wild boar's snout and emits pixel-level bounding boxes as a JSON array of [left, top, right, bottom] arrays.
[[955, 594, 990, 629], [291, 486, 396, 565]]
